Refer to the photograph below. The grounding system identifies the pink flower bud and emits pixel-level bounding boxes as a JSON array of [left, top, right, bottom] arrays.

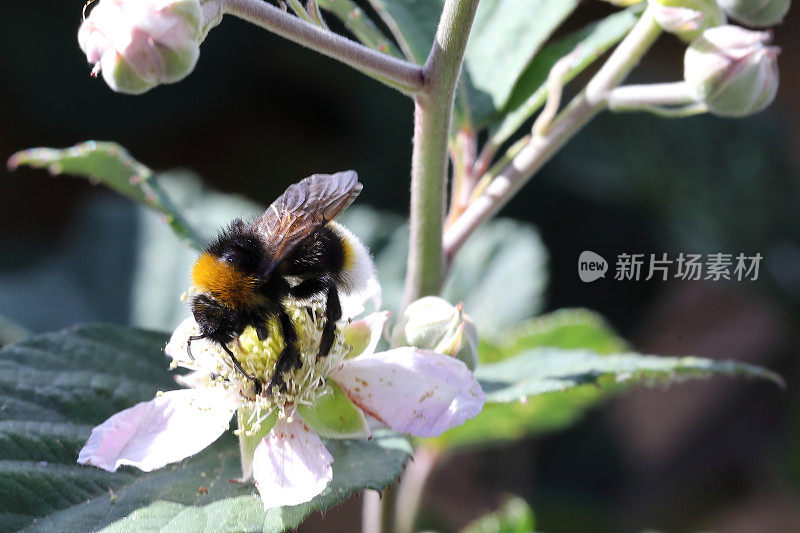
[[717, 0, 790, 28], [78, 0, 223, 94], [650, 0, 726, 42], [684, 25, 780, 117]]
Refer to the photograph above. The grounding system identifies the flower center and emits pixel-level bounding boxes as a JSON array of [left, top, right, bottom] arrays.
[[225, 304, 351, 436]]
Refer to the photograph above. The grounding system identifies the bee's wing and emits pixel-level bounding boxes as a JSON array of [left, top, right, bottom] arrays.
[[252, 170, 362, 270]]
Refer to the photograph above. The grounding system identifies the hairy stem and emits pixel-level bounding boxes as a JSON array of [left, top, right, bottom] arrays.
[[443, 7, 662, 257], [224, 0, 423, 93], [403, 0, 481, 306]]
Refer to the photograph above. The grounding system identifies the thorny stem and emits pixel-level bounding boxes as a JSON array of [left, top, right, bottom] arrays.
[[443, 7, 662, 259], [223, 0, 423, 94], [403, 0, 481, 306]]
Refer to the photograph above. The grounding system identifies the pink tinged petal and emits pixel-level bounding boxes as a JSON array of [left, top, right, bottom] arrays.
[[330, 347, 486, 438], [77, 388, 238, 472], [344, 311, 389, 359], [252, 417, 333, 509]]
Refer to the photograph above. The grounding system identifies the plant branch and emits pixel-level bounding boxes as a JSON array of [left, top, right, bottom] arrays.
[[394, 446, 441, 533], [403, 0, 481, 306], [361, 489, 384, 533], [605, 81, 697, 109], [224, 0, 423, 93], [443, 7, 662, 258]]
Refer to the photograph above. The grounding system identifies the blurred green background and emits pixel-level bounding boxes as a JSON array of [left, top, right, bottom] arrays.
[[1, 1, 799, 531]]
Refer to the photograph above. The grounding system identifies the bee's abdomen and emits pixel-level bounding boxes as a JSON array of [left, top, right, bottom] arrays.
[[327, 222, 376, 296]]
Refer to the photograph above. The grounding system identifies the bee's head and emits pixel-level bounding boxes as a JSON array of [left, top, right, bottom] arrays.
[[187, 294, 248, 357]]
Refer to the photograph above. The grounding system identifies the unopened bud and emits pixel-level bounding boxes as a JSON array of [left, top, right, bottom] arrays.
[[78, 0, 223, 94], [650, 0, 726, 42], [684, 25, 780, 117], [717, 0, 790, 28], [391, 296, 479, 371]]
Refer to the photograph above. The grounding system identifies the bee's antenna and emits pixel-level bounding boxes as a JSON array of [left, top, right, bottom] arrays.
[[187, 334, 205, 361]]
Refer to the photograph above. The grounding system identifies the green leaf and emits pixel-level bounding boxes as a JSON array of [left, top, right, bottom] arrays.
[[479, 308, 627, 364], [367, 0, 579, 127], [461, 495, 535, 533], [0, 325, 411, 532], [8, 141, 205, 248], [477, 349, 784, 403], [430, 315, 782, 449], [462, 0, 579, 127], [366, 0, 441, 63], [490, 6, 641, 147]]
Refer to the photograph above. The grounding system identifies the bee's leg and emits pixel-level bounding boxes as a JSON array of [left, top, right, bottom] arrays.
[[317, 284, 342, 359], [219, 342, 258, 385], [267, 307, 302, 393], [286, 276, 341, 359]]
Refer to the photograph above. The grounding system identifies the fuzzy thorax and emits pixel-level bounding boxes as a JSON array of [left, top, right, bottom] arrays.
[[190, 252, 258, 308]]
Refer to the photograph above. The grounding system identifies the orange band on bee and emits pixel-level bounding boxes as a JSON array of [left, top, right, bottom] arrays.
[[191, 252, 258, 308]]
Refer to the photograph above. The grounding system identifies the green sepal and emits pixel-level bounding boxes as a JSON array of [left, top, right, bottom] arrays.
[[298, 381, 371, 439], [343, 322, 372, 358], [237, 406, 279, 480]]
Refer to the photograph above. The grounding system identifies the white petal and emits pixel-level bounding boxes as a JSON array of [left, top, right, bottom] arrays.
[[77, 388, 238, 472], [165, 316, 226, 373], [330, 347, 485, 437], [344, 311, 389, 358], [253, 416, 333, 509]]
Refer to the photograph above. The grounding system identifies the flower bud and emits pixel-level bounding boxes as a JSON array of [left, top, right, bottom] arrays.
[[391, 296, 479, 371], [717, 0, 790, 28], [650, 0, 726, 42], [684, 25, 780, 117], [78, 0, 223, 94]]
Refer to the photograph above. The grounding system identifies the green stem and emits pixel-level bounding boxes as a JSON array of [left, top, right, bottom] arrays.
[[362, 489, 385, 533], [224, 0, 423, 94], [403, 0, 481, 306], [394, 446, 440, 533], [443, 7, 662, 258], [605, 81, 696, 108]]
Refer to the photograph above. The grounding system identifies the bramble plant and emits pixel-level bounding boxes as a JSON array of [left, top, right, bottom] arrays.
[[4, 0, 789, 531]]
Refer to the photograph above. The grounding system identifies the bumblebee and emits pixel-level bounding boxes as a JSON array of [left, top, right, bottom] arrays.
[[187, 171, 376, 394]]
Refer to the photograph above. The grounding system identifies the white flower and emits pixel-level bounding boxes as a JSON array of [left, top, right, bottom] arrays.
[[78, 293, 485, 509], [78, 0, 224, 94]]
